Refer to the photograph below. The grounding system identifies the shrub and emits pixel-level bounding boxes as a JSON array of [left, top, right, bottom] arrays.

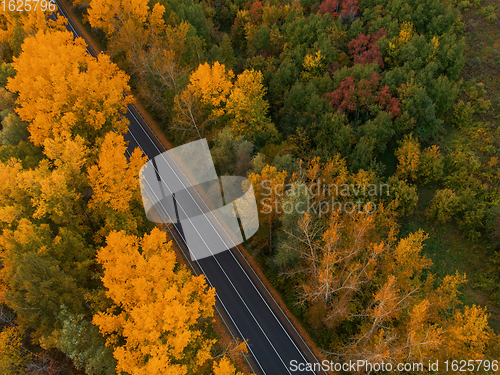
[[426, 188, 460, 224], [387, 176, 419, 217], [395, 133, 420, 181], [419, 145, 444, 184]]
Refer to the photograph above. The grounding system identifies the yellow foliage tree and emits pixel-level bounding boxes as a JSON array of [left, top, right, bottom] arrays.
[[87, 131, 146, 237], [0, 7, 65, 56], [6, 30, 132, 146], [426, 188, 460, 224], [226, 69, 278, 142], [395, 135, 443, 185], [444, 305, 494, 361], [7, 132, 94, 226], [171, 88, 208, 139], [87, 0, 166, 61], [88, 132, 145, 213], [43, 131, 89, 190], [87, 0, 189, 116], [0, 159, 27, 224], [249, 164, 287, 252], [188, 62, 234, 115], [386, 21, 414, 66], [87, 0, 151, 36], [337, 232, 456, 366], [389, 229, 432, 291], [173, 62, 234, 139], [419, 145, 444, 184], [278, 158, 497, 368], [19, 160, 79, 224], [93, 228, 216, 375], [386, 176, 418, 217], [301, 51, 324, 81], [395, 133, 421, 181], [0, 326, 29, 374], [287, 210, 385, 328], [213, 356, 244, 375]]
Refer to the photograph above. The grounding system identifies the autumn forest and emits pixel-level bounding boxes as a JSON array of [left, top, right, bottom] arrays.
[[0, 0, 499, 373]]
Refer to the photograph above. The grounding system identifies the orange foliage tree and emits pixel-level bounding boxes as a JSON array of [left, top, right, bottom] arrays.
[[172, 62, 234, 139], [173, 63, 278, 143], [87, 0, 191, 118], [6, 30, 132, 146], [93, 228, 218, 375], [0, 7, 66, 57], [88, 131, 147, 238], [87, 0, 166, 61]]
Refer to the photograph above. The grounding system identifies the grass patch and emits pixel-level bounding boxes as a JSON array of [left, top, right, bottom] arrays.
[[401, 193, 500, 332]]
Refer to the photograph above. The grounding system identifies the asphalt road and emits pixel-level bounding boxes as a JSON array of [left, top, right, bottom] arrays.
[[54, 3, 326, 374]]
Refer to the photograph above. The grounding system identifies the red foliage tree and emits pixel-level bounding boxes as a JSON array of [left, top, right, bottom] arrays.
[[318, 0, 340, 18], [327, 76, 357, 112], [340, 0, 359, 21], [249, 0, 264, 24], [325, 71, 401, 118], [348, 29, 387, 68], [318, 0, 359, 20], [375, 86, 402, 118]]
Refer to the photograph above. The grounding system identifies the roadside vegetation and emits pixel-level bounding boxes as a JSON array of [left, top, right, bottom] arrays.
[[0, 7, 247, 375], [0, 0, 499, 373]]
